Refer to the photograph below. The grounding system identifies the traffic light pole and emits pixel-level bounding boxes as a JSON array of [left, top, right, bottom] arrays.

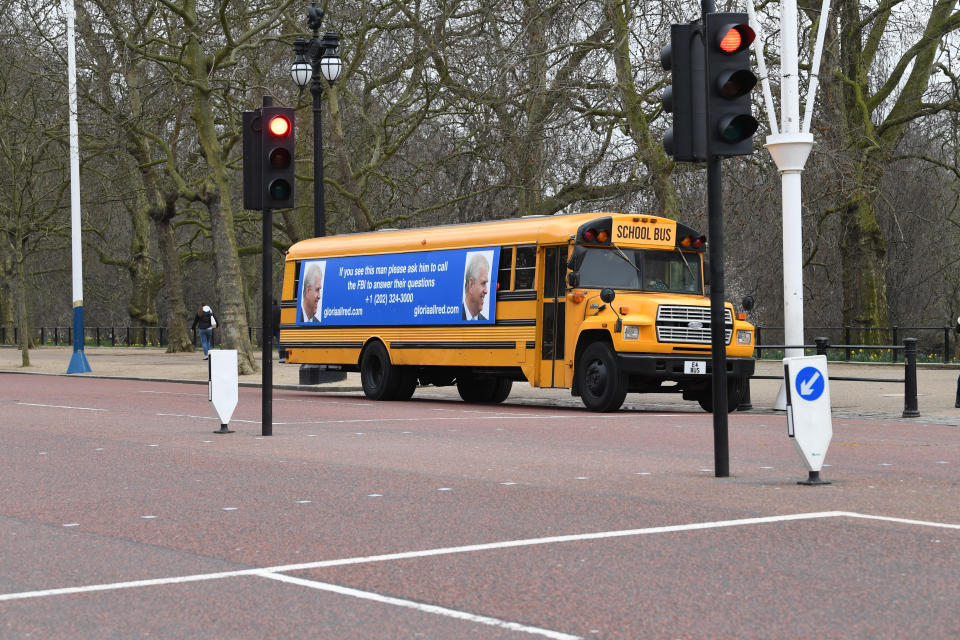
[[261, 95, 274, 437], [707, 155, 729, 478], [701, 0, 730, 478]]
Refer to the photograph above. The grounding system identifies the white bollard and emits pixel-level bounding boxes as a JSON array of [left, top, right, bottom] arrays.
[[209, 349, 238, 434], [783, 354, 832, 484]]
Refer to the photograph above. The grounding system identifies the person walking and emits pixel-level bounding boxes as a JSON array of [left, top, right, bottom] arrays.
[[191, 304, 217, 359]]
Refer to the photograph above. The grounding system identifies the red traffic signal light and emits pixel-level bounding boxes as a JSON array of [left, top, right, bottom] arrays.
[[717, 24, 753, 54], [268, 115, 291, 137], [260, 107, 296, 208], [705, 13, 758, 157]]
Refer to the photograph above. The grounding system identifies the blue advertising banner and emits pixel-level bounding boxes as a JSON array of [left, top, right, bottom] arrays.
[[297, 247, 500, 326]]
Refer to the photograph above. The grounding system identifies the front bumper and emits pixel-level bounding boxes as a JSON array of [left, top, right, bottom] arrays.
[[616, 353, 755, 380]]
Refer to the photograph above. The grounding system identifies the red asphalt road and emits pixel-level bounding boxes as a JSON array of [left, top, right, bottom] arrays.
[[1, 373, 958, 639]]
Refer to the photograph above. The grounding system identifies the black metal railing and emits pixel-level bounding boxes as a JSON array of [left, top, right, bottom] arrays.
[[0, 326, 268, 349], [746, 337, 920, 418], [754, 325, 953, 363]]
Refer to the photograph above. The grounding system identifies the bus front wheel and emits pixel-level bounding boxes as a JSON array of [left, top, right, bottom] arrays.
[[360, 341, 402, 400], [577, 342, 627, 412]]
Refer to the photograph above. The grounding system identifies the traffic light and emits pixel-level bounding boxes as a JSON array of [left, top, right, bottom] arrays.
[[260, 106, 296, 209], [242, 110, 262, 210], [660, 23, 706, 162], [704, 13, 758, 156]]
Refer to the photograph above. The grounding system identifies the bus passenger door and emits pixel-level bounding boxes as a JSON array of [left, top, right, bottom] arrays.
[[539, 246, 568, 388]]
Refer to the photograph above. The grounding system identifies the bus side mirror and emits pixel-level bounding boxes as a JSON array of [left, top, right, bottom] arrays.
[[600, 288, 616, 304], [567, 272, 580, 288], [567, 246, 586, 271], [742, 295, 754, 312]]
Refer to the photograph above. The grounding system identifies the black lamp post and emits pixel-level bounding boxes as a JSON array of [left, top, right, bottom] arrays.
[[291, 6, 342, 238], [291, 6, 346, 385]]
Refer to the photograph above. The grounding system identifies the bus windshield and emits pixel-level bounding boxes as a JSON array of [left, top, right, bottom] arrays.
[[577, 246, 702, 294]]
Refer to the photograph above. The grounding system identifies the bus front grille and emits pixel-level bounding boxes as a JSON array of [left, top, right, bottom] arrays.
[[656, 305, 732, 344]]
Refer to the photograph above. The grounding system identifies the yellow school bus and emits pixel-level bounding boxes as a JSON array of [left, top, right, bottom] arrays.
[[280, 212, 755, 412]]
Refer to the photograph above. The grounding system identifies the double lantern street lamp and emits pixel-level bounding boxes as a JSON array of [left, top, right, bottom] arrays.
[[290, 6, 342, 238], [290, 8, 344, 386]]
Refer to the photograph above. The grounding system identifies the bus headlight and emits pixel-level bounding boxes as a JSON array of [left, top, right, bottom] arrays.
[[623, 325, 640, 340], [737, 330, 752, 345]]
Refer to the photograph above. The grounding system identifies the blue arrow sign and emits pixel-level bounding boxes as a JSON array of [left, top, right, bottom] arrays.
[[795, 366, 825, 401]]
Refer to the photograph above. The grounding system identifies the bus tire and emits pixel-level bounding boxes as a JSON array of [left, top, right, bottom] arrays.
[[395, 369, 418, 400], [577, 342, 627, 412], [489, 378, 512, 404], [360, 341, 401, 400], [696, 378, 744, 414], [456, 376, 511, 404]]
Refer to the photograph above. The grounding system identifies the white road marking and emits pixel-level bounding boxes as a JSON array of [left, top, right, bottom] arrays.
[[276, 414, 633, 426], [156, 413, 261, 424], [138, 391, 206, 397], [16, 402, 106, 411], [2, 511, 956, 607], [255, 571, 582, 640]]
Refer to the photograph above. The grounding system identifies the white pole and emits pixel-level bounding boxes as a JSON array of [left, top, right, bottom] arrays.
[[763, 0, 816, 408], [802, 0, 832, 134], [780, 0, 802, 134], [746, 2, 779, 135], [66, 0, 90, 373]]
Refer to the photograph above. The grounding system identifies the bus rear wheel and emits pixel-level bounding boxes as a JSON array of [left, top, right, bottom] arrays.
[[456, 376, 512, 404], [577, 342, 627, 412], [360, 341, 403, 400]]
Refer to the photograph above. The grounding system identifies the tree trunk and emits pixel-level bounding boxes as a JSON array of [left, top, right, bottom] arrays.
[[0, 249, 14, 329], [186, 33, 257, 374], [156, 213, 193, 353], [16, 257, 29, 367], [125, 204, 161, 328], [606, 0, 677, 217], [839, 165, 889, 342]]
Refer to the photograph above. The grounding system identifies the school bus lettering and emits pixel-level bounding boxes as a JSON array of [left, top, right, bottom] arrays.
[[614, 221, 674, 246], [280, 212, 753, 412]]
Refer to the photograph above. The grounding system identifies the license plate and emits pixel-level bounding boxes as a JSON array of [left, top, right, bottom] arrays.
[[684, 360, 707, 375]]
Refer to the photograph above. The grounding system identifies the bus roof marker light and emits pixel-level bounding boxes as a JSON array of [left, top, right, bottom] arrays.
[[583, 229, 597, 242], [596, 230, 609, 243]]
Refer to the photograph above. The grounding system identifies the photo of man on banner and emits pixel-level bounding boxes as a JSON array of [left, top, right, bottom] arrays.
[[461, 250, 493, 321], [300, 260, 326, 324]]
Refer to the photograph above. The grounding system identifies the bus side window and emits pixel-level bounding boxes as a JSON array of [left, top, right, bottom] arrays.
[[514, 245, 536, 289], [498, 247, 514, 291]]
